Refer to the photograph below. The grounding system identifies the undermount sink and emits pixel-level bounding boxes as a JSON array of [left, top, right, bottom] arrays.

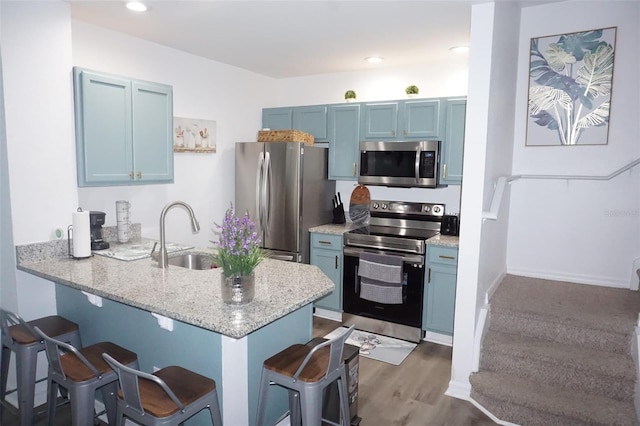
[[167, 253, 212, 270]]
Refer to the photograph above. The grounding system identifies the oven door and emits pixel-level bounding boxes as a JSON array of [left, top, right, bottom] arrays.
[[342, 246, 424, 328]]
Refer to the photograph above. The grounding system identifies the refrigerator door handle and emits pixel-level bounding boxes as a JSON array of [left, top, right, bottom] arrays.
[[256, 152, 264, 229], [263, 151, 271, 235]]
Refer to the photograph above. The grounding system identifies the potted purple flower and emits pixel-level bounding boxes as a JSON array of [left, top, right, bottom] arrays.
[[212, 204, 264, 304]]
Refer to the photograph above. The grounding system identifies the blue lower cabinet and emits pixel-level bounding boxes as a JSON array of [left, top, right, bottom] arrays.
[[423, 245, 458, 335], [310, 233, 343, 311]]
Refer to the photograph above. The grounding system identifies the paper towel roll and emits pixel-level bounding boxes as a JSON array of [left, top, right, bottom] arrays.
[[71, 210, 91, 258]]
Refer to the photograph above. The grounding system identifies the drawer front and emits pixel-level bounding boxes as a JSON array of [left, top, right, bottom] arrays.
[[311, 233, 343, 251], [428, 245, 458, 265]]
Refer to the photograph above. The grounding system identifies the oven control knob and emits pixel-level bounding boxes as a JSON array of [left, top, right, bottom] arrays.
[[432, 205, 443, 215], [372, 202, 379, 209], [423, 205, 431, 213], [381, 203, 388, 210]]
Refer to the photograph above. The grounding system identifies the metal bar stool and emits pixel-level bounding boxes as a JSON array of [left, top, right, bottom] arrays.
[[33, 326, 139, 426], [255, 325, 354, 426], [102, 353, 223, 426], [0, 308, 82, 426]]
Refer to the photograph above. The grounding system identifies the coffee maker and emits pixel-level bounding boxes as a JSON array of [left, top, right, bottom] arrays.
[[90, 211, 110, 250]]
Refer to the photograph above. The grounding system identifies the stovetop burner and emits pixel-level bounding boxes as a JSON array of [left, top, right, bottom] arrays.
[[344, 200, 445, 254], [348, 225, 439, 241]]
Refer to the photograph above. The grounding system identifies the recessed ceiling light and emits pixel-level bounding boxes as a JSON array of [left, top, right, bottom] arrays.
[[449, 45, 469, 54], [365, 56, 384, 64], [126, 2, 148, 12]]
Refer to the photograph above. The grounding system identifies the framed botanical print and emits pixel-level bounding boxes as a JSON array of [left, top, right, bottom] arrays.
[[526, 27, 616, 146]]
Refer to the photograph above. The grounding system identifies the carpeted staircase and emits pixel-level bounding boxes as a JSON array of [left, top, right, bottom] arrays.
[[470, 274, 640, 426]]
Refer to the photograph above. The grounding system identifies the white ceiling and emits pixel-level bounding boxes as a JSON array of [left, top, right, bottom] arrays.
[[68, 0, 478, 79]]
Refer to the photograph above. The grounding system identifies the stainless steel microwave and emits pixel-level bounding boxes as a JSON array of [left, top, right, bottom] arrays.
[[359, 140, 442, 188]]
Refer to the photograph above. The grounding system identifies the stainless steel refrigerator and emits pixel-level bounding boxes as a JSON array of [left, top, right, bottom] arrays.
[[235, 142, 335, 263]]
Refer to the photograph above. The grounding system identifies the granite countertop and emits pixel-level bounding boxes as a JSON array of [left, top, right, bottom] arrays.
[[309, 222, 366, 235], [16, 241, 333, 339], [427, 234, 459, 248]]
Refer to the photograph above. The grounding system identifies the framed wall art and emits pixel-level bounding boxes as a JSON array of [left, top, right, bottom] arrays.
[[173, 117, 217, 153], [526, 27, 616, 146]]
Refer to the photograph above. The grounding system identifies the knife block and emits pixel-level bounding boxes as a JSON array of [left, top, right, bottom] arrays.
[[332, 205, 346, 224]]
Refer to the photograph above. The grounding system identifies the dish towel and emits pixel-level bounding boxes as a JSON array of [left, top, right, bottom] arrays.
[[358, 252, 404, 304]]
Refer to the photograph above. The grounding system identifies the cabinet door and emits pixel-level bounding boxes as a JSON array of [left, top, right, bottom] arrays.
[[293, 106, 328, 142], [311, 246, 342, 312], [262, 107, 293, 130], [400, 99, 441, 139], [328, 105, 360, 180], [132, 82, 174, 184], [362, 102, 398, 139], [74, 70, 133, 186], [440, 99, 466, 185], [424, 262, 457, 335]]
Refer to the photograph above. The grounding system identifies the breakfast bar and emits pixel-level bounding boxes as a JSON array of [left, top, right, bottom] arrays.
[[16, 241, 334, 426]]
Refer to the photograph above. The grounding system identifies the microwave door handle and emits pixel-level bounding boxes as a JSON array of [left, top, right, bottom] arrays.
[[415, 147, 421, 183]]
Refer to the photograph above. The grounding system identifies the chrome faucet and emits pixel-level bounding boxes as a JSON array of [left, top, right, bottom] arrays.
[[156, 201, 200, 268]]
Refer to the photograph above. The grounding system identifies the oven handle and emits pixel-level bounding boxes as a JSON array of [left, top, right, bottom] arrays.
[[343, 240, 424, 255], [343, 246, 424, 266]]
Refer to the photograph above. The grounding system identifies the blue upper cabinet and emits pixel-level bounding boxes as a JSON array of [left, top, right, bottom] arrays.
[[400, 99, 441, 139], [440, 99, 467, 185], [362, 99, 441, 141], [131, 82, 174, 183], [262, 107, 293, 130], [328, 104, 360, 180], [293, 106, 328, 142], [361, 102, 399, 139], [73, 67, 174, 187], [263, 106, 328, 142]]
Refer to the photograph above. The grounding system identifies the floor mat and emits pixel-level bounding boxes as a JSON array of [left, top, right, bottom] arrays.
[[324, 326, 417, 365]]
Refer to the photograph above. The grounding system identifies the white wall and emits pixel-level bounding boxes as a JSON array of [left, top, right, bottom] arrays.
[[72, 21, 278, 248], [276, 58, 469, 213], [507, 0, 640, 288]]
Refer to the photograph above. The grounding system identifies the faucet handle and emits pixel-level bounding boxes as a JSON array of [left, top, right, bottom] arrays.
[[150, 242, 158, 260]]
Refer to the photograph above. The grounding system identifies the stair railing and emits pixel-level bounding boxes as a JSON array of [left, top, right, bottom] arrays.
[[482, 157, 640, 221]]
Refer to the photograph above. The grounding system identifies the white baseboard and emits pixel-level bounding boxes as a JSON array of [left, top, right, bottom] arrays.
[[506, 267, 627, 289], [445, 379, 471, 400], [485, 271, 506, 304], [631, 258, 640, 291], [423, 331, 453, 346], [472, 304, 490, 373], [468, 397, 520, 426], [313, 308, 342, 322]]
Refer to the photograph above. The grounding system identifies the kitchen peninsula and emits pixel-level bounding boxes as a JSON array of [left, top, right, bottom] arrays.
[[16, 241, 333, 426]]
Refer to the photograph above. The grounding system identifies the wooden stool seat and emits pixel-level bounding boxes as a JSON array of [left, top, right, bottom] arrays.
[[133, 366, 216, 418], [7, 315, 79, 345], [264, 344, 330, 383], [61, 341, 138, 382]]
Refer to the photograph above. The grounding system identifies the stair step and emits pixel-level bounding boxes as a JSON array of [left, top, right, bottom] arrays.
[[489, 275, 640, 354], [481, 330, 636, 402], [470, 371, 637, 426]]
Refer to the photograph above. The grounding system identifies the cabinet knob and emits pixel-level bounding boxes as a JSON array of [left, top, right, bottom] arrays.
[[439, 255, 456, 260], [391, 130, 395, 137], [428, 267, 431, 283], [352, 163, 356, 177], [403, 129, 407, 137], [129, 171, 135, 180], [335, 255, 338, 269], [137, 171, 142, 179], [442, 164, 447, 179]]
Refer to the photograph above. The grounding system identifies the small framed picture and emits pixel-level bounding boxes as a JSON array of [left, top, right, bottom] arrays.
[[173, 117, 216, 153]]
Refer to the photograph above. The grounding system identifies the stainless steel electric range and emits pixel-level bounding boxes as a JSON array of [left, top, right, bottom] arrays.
[[342, 200, 445, 343]]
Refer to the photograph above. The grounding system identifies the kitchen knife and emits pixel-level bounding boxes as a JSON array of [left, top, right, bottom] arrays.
[[337, 192, 342, 206]]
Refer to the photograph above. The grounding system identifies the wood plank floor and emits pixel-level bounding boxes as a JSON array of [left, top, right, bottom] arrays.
[[3, 317, 497, 426], [313, 317, 497, 426]]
